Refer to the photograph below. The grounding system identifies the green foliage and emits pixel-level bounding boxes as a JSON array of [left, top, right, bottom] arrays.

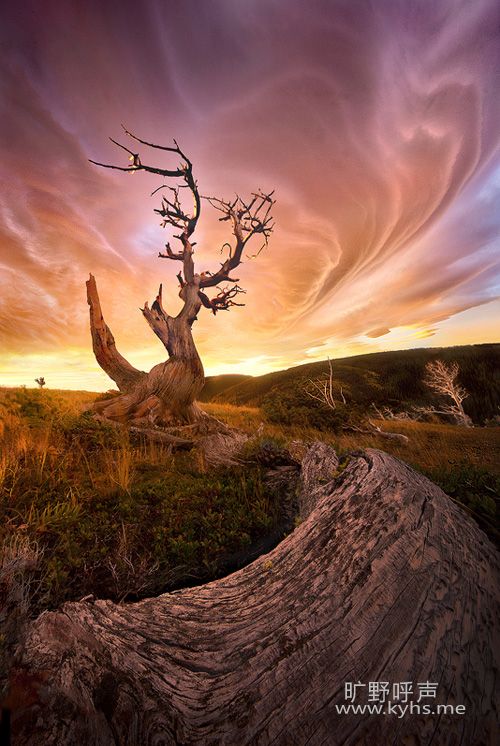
[[60, 410, 124, 451], [262, 383, 351, 431], [240, 435, 297, 468], [26, 463, 278, 608], [0, 390, 285, 611], [2, 388, 68, 426], [202, 344, 500, 425], [241, 434, 289, 458]]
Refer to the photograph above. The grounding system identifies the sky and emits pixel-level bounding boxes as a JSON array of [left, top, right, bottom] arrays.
[[1, 0, 499, 390]]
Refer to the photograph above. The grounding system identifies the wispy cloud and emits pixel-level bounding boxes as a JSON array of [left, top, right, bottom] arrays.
[[1, 0, 499, 388]]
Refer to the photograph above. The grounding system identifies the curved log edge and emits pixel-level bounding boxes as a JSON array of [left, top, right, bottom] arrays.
[[6, 444, 500, 745]]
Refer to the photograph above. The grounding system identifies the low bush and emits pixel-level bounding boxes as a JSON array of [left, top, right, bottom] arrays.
[[262, 383, 351, 432], [0, 390, 286, 613]]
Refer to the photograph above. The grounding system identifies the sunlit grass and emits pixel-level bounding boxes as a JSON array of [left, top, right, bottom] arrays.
[[203, 402, 500, 474], [1, 387, 498, 616], [0, 388, 286, 611]]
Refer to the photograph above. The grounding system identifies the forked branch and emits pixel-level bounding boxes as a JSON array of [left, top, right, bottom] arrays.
[[304, 359, 346, 410], [90, 130, 275, 324], [90, 126, 201, 244], [199, 285, 246, 315], [199, 190, 275, 288]]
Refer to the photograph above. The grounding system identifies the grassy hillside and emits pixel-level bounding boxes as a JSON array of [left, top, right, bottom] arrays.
[[1, 356, 499, 623], [199, 374, 252, 402], [200, 344, 500, 424]]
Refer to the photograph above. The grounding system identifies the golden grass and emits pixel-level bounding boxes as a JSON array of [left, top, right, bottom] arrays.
[[101, 439, 134, 494], [203, 401, 500, 474], [1, 389, 498, 494], [0, 387, 183, 506]]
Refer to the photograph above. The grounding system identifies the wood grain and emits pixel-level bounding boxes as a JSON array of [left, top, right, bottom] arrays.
[[9, 444, 499, 745]]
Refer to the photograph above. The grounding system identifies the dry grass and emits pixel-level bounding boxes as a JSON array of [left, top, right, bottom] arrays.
[[0, 388, 284, 610], [0, 387, 498, 613], [2, 391, 498, 487], [0, 388, 144, 501], [203, 402, 500, 474]]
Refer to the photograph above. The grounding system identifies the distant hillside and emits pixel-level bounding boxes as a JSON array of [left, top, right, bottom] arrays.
[[199, 374, 252, 402], [200, 344, 500, 424]]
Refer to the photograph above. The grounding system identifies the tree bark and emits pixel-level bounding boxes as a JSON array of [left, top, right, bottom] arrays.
[[85, 136, 275, 429], [7, 445, 499, 745], [87, 275, 205, 427], [86, 274, 146, 393]]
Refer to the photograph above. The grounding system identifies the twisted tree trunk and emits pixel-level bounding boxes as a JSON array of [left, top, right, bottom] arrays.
[[87, 274, 205, 427], [84, 132, 275, 430], [6, 445, 499, 745]]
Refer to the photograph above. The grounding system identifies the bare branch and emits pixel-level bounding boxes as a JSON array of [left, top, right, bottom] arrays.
[[121, 126, 192, 166], [199, 190, 275, 289], [86, 274, 145, 391], [303, 361, 409, 442], [90, 132, 274, 328], [303, 359, 341, 411], [423, 360, 472, 426], [89, 149, 183, 178], [158, 242, 184, 262], [140, 284, 171, 351], [90, 130, 201, 240], [367, 420, 409, 443], [198, 285, 246, 315]]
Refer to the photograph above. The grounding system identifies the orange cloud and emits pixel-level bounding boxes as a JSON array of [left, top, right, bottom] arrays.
[[1, 0, 499, 389]]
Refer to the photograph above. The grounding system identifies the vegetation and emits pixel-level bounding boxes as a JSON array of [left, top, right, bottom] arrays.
[[202, 401, 499, 545], [0, 388, 285, 616], [200, 344, 500, 425], [421, 463, 499, 546], [1, 352, 498, 624]]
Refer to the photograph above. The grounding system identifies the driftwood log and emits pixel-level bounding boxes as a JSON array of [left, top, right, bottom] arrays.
[[8, 444, 499, 745]]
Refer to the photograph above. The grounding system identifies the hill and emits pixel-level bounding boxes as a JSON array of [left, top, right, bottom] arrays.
[[200, 343, 500, 425], [198, 374, 252, 402]]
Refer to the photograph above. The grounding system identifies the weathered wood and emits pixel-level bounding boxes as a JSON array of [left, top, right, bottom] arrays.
[[86, 274, 146, 393], [88, 274, 206, 427], [7, 445, 499, 745], [86, 137, 275, 428]]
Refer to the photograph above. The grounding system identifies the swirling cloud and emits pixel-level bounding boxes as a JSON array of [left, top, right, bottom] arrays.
[[0, 0, 499, 387]]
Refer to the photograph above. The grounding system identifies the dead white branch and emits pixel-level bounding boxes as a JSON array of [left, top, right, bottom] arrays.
[[304, 359, 344, 410], [423, 360, 472, 427]]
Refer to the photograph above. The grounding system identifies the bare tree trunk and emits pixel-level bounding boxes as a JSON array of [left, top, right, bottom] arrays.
[[7, 445, 499, 745], [87, 275, 205, 427], [84, 133, 275, 431]]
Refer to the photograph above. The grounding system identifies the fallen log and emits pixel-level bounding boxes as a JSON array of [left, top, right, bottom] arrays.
[[7, 444, 499, 745]]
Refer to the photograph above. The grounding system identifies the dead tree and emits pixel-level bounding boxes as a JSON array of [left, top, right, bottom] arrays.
[[305, 361, 408, 443], [6, 444, 499, 745], [371, 404, 414, 421], [87, 128, 275, 429], [34, 378, 45, 389], [303, 358, 346, 409], [423, 360, 472, 426]]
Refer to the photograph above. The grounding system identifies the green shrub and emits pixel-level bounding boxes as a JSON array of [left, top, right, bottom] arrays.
[[2, 458, 284, 611], [262, 383, 349, 431]]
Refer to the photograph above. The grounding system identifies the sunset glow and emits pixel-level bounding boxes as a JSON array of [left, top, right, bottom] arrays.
[[1, 0, 499, 390]]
